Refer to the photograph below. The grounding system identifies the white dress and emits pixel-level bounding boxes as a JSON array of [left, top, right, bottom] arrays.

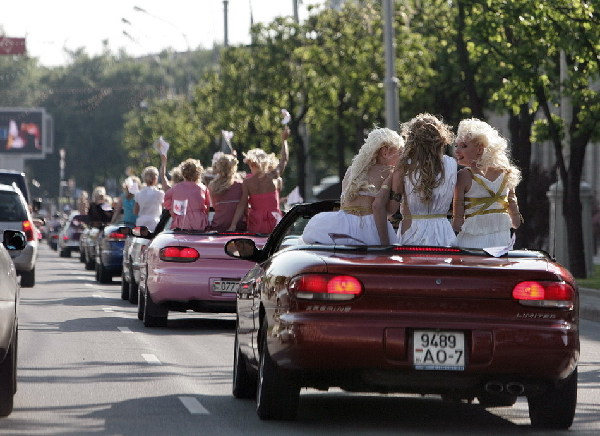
[[134, 186, 165, 231], [301, 210, 396, 245], [398, 155, 457, 246], [456, 171, 512, 249]]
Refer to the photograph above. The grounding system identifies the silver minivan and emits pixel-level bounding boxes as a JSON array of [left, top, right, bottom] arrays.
[[0, 184, 38, 287]]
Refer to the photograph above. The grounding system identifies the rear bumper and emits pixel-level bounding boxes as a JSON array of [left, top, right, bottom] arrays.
[[11, 244, 37, 272], [267, 313, 579, 393]]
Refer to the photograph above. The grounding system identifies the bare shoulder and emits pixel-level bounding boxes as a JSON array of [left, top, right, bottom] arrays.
[[456, 168, 473, 188]]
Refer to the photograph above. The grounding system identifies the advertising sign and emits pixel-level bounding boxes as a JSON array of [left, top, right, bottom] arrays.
[[0, 37, 26, 55], [0, 109, 45, 155]]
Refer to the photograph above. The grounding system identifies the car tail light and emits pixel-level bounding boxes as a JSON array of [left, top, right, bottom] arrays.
[[159, 246, 200, 262], [22, 220, 35, 241], [289, 274, 363, 301], [106, 231, 127, 241], [62, 235, 70, 240], [512, 281, 575, 309]]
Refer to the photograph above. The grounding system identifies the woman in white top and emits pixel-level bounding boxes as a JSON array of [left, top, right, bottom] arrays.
[[134, 166, 165, 232], [452, 118, 522, 249], [374, 114, 456, 246], [302, 127, 403, 245]]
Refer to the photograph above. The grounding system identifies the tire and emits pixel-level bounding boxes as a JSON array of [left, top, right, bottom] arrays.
[[20, 268, 35, 288], [79, 250, 85, 263], [256, 328, 299, 420], [233, 331, 256, 399], [137, 286, 145, 321], [120, 271, 130, 300], [0, 331, 17, 417], [128, 267, 139, 305], [97, 262, 112, 284], [59, 248, 70, 258], [143, 291, 168, 327], [84, 252, 95, 270], [528, 368, 577, 429]]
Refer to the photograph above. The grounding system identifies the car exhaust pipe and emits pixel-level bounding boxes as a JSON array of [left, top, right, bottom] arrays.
[[484, 381, 504, 393], [505, 382, 525, 395]]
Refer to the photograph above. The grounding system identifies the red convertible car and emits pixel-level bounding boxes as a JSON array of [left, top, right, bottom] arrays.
[[226, 200, 579, 429], [134, 224, 268, 328]]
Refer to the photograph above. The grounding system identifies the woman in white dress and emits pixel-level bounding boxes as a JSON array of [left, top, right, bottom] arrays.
[[374, 114, 456, 246], [452, 118, 522, 249], [134, 166, 165, 232], [302, 127, 404, 245]]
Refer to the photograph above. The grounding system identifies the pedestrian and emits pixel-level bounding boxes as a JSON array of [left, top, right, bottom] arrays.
[[452, 118, 522, 249], [134, 166, 164, 232], [164, 158, 211, 230], [374, 113, 457, 246], [302, 127, 403, 245]]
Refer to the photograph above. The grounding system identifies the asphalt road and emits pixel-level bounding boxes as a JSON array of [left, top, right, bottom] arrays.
[[2, 245, 600, 435]]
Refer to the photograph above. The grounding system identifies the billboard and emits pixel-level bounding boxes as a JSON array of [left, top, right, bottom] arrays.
[[0, 108, 47, 156], [0, 37, 26, 55]]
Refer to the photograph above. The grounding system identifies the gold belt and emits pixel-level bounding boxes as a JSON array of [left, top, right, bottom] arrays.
[[341, 206, 372, 216], [405, 214, 448, 220]]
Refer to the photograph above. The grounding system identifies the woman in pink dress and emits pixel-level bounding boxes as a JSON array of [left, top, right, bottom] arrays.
[[163, 159, 211, 230], [208, 154, 246, 232], [227, 127, 289, 234]]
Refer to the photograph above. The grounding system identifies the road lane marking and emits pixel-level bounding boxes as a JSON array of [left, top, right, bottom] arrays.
[[118, 327, 133, 333], [179, 397, 210, 415], [85, 283, 95, 288], [142, 354, 161, 365], [103, 307, 114, 312]]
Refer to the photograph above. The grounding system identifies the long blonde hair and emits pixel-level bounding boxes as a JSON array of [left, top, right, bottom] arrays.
[[399, 113, 454, 202], [456, 118, 521, 189], [209, 154, 238, 195], [340, 127, 404, 204], [243, 148, 278, 176]]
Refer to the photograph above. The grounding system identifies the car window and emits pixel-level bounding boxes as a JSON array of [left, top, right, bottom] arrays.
[[0, 192, 27, 221], [274, 214, 311, 251]]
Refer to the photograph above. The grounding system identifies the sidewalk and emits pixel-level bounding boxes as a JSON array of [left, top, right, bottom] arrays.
[[579, 254, 600, 322]]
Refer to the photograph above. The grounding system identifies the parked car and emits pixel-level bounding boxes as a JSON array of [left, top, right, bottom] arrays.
[[133, 223, 268, 327], [57, 213, 89, 257], [0, 184, 39, 287], [81, 227, 101, 270], [0, 169, 31, 205], [227, 200, 579, 428], [95, 224, 127, 283], [0, 229, 27, 416]]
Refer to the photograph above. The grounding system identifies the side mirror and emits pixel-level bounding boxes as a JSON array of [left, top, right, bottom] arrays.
[[3, 230, 27, 251], [225, 238, 257, 259], [132, 226, 150, 238]]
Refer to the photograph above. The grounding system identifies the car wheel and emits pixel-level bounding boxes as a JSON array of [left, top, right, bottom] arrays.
[[97, 262, 112, 284], [256, 328, 299, 420], [120, 271, 130, 300], [84, 252, 95, 270], [0, 330, 17, 417], [143, 291, 168, 328], [79, 250, 85, 263], [128, 268, 139, 305], [59, 248, 70, 258], [20, 268, 35, 288], [233, 330, 256, 399], [528, 368, 577, 429], [137, 286, 145, 321]]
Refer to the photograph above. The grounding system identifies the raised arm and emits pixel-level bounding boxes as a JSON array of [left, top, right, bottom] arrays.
[[275, 127, 290, 177], [227, 180, 250, 231], [507, 188, 522, 229], [159, 154, 171, 190], [372, 175, 393, 245]]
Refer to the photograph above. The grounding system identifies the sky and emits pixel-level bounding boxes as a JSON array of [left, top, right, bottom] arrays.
[[2, 0, 323, 67]]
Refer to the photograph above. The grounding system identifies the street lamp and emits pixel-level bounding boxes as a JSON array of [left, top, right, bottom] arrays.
[[383, 0, 399, 131]]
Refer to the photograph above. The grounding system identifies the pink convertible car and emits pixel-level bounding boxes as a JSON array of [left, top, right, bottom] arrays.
[[135, 225, 268, 327]]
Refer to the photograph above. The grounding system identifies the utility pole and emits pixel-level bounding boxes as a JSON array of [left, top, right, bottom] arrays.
[[383, 0, 399, 131], [223, 0, 229, 47]]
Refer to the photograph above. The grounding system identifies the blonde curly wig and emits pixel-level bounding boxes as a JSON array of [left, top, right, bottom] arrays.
[[456, 118, 521, 189], [243, 148, 278, 176], [209, 154, 239, 195], [340, 127, 404, 204], [399, 113, 455, 203]]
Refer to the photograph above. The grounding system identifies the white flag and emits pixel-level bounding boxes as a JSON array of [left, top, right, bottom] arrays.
[[155, 136, 170, 156], [281, 109, 291, 125], [173, 199, 188, 216]]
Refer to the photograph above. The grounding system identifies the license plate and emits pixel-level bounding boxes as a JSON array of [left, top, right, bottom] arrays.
[[212, 280, 239, 293], [413, 330, 465, 371]]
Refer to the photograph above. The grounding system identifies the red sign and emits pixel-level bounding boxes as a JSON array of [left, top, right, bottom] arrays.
[[0, 37, 26, 55]]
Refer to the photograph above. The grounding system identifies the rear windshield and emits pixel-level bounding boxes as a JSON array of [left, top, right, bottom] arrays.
[[0, 174, 28, 202], [70, 215, 89, 228], [0, 191, 27, 221]]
